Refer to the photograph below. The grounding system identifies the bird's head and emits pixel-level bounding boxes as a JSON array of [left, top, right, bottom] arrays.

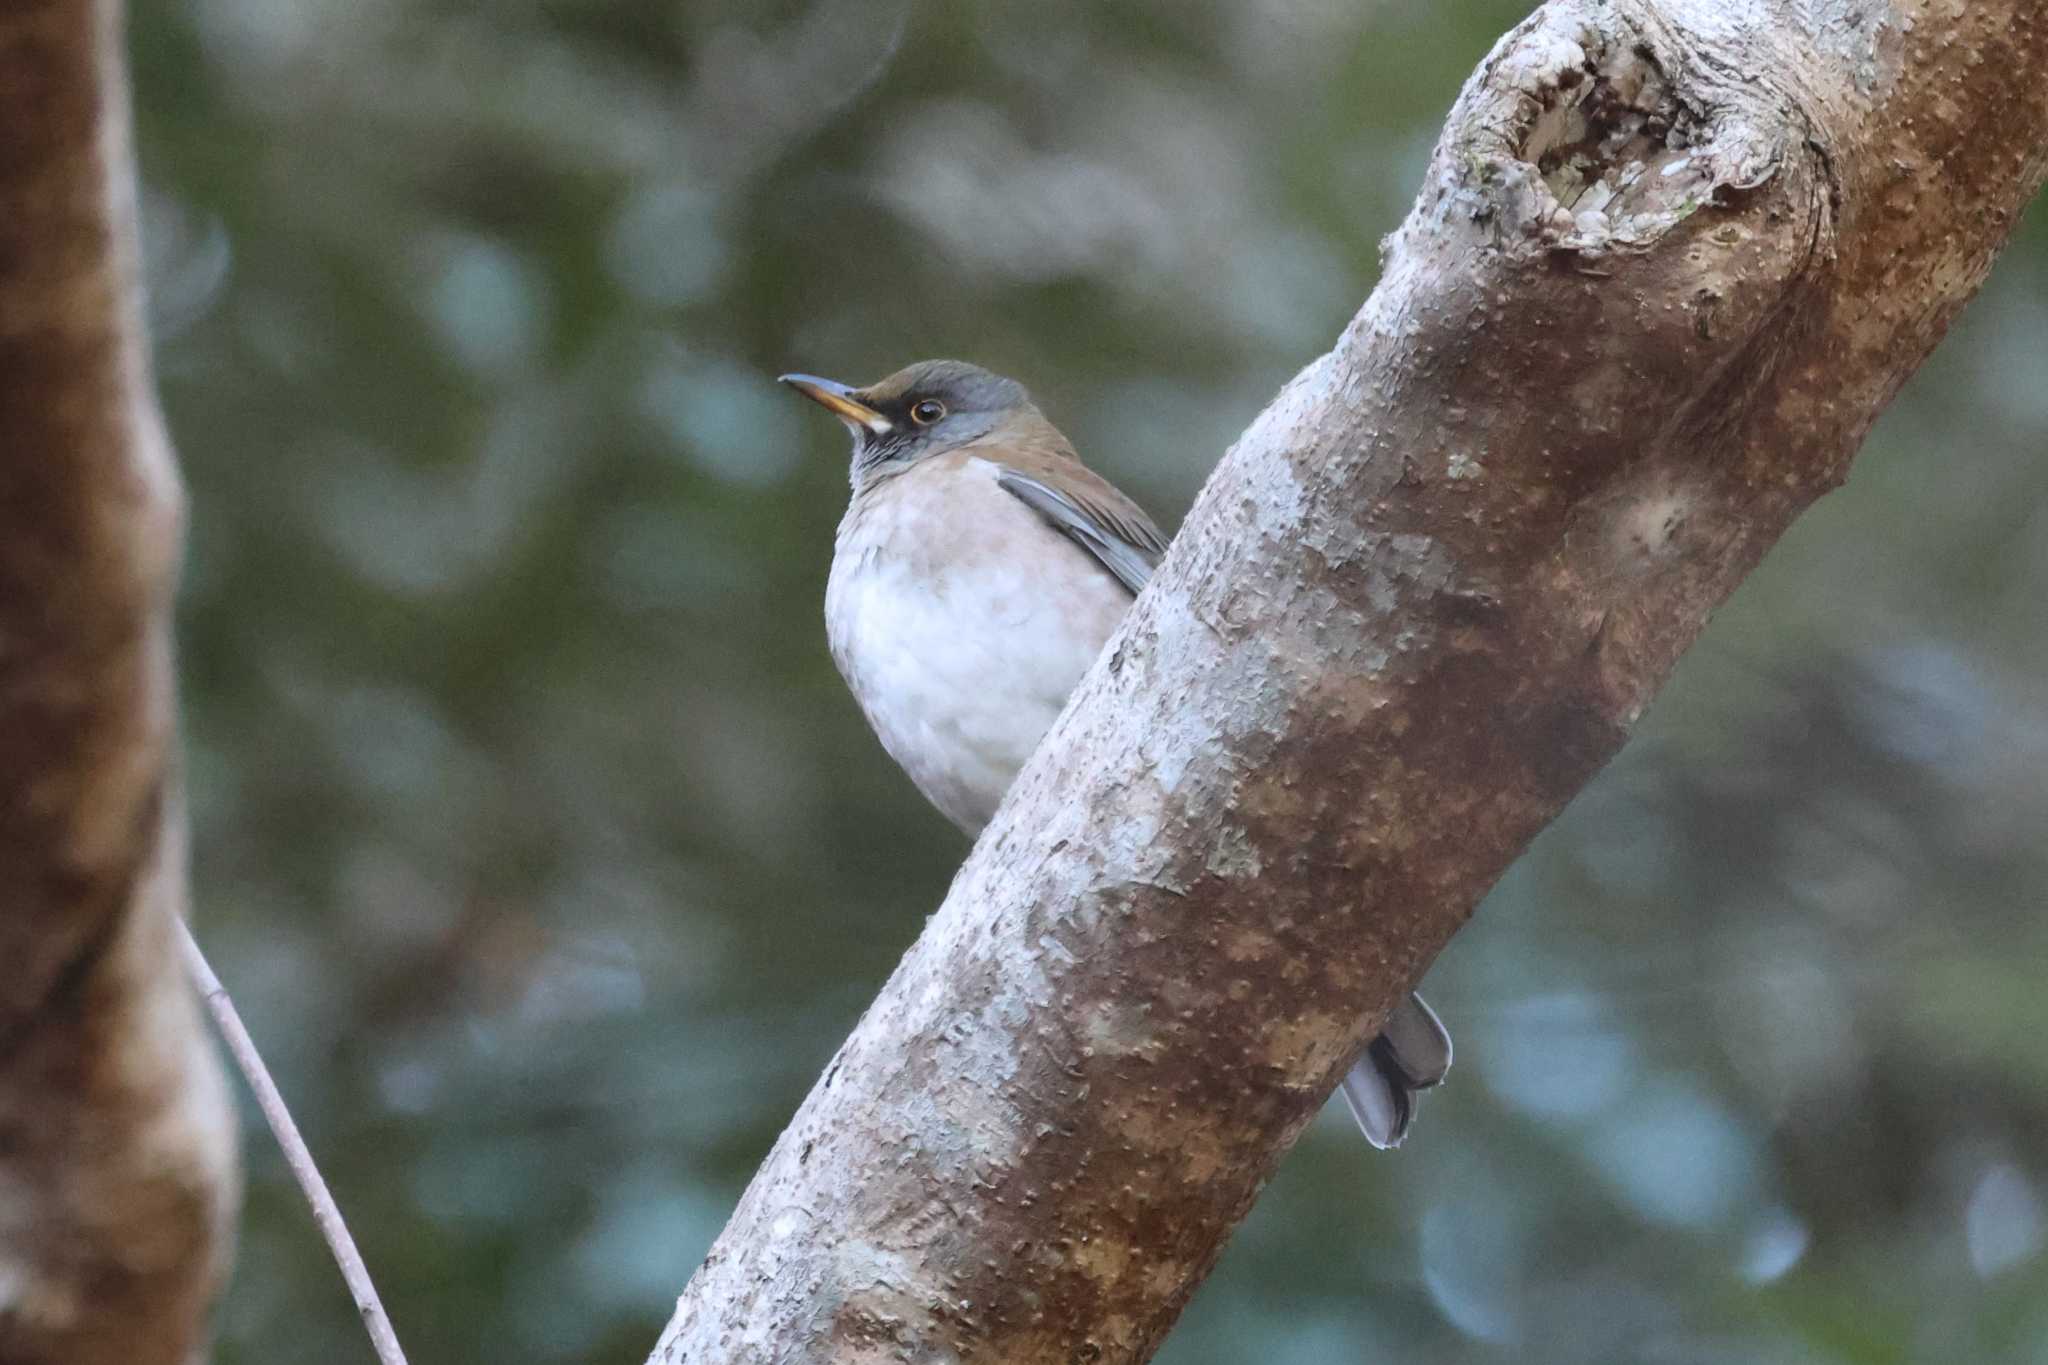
[[780, 360, 1039, 489]]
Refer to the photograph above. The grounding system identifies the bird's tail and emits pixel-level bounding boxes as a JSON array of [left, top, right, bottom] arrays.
[[1337, 992, 1452, 1149]]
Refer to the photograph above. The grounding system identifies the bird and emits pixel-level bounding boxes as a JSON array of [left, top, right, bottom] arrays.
[[782, 359, 1451, 1148]]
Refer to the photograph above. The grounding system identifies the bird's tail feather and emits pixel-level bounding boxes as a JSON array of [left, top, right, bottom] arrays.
[[1337, 992, 1452, 1150]]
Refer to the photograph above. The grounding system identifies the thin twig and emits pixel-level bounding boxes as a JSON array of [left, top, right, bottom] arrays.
[[176, 916, 412, 1365]]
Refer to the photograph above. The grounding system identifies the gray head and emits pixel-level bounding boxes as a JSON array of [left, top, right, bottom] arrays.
[[780, 360, 1038, 488]]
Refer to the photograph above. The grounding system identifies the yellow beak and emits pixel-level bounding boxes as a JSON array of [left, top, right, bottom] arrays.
[[779, 374, 893, 435]]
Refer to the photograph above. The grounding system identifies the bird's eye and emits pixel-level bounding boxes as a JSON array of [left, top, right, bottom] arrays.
[[909, 398, 946, 425]]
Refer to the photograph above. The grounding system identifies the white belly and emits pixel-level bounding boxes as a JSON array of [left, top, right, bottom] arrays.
[[826, 459, 1132, 834]]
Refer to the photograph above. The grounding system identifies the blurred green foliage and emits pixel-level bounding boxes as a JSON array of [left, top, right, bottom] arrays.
[[129, 0, 2048, 1360]]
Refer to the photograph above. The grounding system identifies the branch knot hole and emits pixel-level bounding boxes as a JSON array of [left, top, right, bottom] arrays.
[[1497, 23, 1776, 256]]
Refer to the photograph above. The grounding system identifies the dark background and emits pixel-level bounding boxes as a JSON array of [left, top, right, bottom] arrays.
[[132, 1, 2048, 1360]]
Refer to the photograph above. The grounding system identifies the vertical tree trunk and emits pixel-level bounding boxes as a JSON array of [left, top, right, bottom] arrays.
[[653, 2, 2048, 1362], [0, 2, 237, 1362]]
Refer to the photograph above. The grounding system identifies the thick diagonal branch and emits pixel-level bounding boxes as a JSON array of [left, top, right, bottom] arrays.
[[0, 2, 237, 1362], [656, 3, 2048, 1362]]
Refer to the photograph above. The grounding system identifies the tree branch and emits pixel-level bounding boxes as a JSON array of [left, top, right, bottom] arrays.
[[655, 2, 2048, 1361], [0, 2, 237, 1361], [177, 922, 408, 1365]]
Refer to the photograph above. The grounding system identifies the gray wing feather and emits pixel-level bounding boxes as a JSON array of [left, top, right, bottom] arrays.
[[996, 469, 1165, 596]]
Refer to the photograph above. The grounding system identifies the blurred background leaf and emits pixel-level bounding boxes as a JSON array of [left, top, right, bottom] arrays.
[[131, 0, 2048, 1360]]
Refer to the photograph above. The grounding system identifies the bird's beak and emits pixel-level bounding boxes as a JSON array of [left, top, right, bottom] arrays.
[[778, 373, 893, 436]]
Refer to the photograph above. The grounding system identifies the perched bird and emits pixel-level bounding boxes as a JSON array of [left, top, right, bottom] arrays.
[[783, 359, 1451, 1148]]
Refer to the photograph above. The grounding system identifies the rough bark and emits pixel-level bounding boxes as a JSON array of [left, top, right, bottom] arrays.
[[0, 2, 238, 1362], [656, 2, 2048, 1362]]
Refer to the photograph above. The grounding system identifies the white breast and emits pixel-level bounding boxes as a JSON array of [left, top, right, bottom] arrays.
[[826, 457, 1132, 834]]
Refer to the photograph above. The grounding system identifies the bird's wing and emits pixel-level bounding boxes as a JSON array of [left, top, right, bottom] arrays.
[[995, 467, 1169, 598]]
